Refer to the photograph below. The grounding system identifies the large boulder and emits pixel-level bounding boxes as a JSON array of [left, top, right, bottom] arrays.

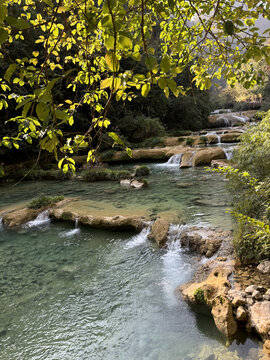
[[179, 151, 195, 168], [250, 301, 270, 340], [180, 266, 237, 337], [148, 218, 170, 247], [192, 148, 226, 167]]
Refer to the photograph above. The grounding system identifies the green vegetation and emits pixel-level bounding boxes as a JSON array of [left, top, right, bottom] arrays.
[[194, 288, 205, 304], [28, 195, 64, 209], [134, 165, 150, 177], [0, 1, 269, 174], [81, 168, 131, 182], [213, 111, 270, 261], [186, 138, 195, 147], [199, 136, 208, 146]]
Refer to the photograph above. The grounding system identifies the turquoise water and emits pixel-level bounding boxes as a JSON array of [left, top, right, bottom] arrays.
[[0, 163, 262, 359]]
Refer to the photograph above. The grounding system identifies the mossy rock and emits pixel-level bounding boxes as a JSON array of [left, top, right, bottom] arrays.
[[134, 165, 150, 177], [27, 195, 64, 209]]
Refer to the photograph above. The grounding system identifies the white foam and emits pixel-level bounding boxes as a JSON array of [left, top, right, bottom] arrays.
[[24, 210, 50, 228], [223, 147, 234, 160], [60, 228, 80, 237], [0, 217, 3, 231], [156, 153, 183, 167], [124, 226, 150, 249]]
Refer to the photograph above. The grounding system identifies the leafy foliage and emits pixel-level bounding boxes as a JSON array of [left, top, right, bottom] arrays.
[[0, 0, 269, 172], [28, 195, 64, 209]]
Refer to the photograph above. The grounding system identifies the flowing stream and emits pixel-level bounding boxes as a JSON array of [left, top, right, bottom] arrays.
[[0, 162, 262, 359]]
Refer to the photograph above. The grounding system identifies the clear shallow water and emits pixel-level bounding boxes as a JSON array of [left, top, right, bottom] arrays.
[[0, 163, 262, 359]]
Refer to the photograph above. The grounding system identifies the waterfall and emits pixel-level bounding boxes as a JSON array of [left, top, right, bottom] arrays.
[[164, 153, 183, 166], [24, 210, 50, 228], [124, 226, 150, 249], [223, 147, 234, 160], [0, 217, 3, 231], [60, 217, 80, 237], [216, 134, 221, 144]]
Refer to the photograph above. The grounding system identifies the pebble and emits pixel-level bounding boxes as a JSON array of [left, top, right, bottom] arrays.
[[252, 290, 263, 300], [245, 285, 258, 294]]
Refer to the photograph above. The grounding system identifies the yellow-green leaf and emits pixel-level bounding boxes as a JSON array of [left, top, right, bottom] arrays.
[[105, 51, 120, 72]]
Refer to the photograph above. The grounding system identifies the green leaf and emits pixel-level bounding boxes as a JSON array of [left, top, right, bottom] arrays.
[[104, 36, 114, 50], [6, 16, 30, 29], [161, 56, 171, 73], [141, 83, 150, 97], [4, 63, 17, 81], [87, 149, 95, 163], [108, 132, 124, 146], [224, 20, 234, 36], [0, 27, 8, 45], [36, 102, 49, 120], [119, 35, 132, 50], [0, 5, 7, 23], [105, 51, 120, 72], [145, 56, 157, 71], [100, 77, 113, 89], [55, 109, 69, 121], [126, 147, 132, 157], [158, 78, 167, 90]]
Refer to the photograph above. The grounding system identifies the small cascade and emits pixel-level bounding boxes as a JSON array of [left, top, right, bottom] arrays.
[[0, 217, 3, 231], [161, 239, 185, 306], [24, 210, 50, 228], [223, 147, 234, 160], [164, 153, 183, 166], [216, 134, 221, 144], [224, 118, 231, 127], [60, 217, 80, 237], [124, 226, 150, 249]]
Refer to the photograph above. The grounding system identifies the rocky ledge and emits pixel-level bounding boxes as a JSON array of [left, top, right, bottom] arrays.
[[180, 255, 270, 358]]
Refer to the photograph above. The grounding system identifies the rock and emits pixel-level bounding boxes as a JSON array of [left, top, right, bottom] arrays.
[[245, 285, 259, 294], [263, 340, 270, 357], [176, 182, 192, 188], [257, 260, 270, 274], [192, 147, 226, 167], [232, 296, 246, 307], [120, 179, 148, 189], [220, 132, 241, 143], [179, 151, 194, 168], [211, 296, 237, 337], [148, 218, 170, 247], [252, 290, 263, 301], [50, 208, 145, 232], [180, 266, 237, 337], [250, 301, 270, 339], [246, 298, 254, 306], [206, 134, 218, 144], [2, 207, 37, 228], [211, 159, 231, 169], [180, 227, 228, 257], [236, 306, 247, 321]]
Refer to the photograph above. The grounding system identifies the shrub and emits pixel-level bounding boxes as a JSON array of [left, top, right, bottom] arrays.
[[178, 137, 186, 143], [199, 136, 208, 146], [28, 195, 64, 209], [81, 168, 131, 181], [134, 165, 150, 177], [117, 114, 166, 143], [186, 137, 195, 147], [194, 288, 206, 303]]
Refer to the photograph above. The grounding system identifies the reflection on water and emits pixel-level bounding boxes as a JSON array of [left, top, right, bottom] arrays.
[[0, 164, 262, 359]]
